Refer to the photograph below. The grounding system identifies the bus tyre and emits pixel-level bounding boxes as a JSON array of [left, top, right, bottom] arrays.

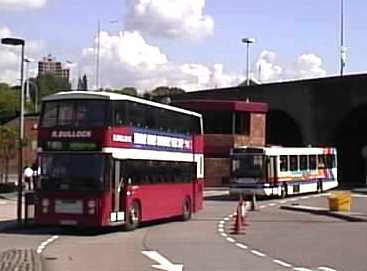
[[181, 197, 192, 221], [125, 201, 140, 231]]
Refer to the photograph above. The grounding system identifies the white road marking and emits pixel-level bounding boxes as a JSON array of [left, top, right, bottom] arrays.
[[226, 237, 235, 243], [0, 200, 6, 205], [235, 243, 248, 249], [318, 267, 338, 271], [301, 196, 309, 199], [280, 200, 287, 204], [219, 204, 341, 271], [36, 235, 59, 254], [142, 250, 183, 271], [250, 250, 266, 257], [273, 259, 292, 268]]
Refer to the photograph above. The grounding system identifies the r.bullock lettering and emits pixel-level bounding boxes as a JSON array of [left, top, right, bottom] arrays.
[[51, 130, 92, 138]]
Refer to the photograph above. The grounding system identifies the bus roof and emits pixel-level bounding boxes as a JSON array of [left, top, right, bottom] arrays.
[[42, 91, 202, 118]]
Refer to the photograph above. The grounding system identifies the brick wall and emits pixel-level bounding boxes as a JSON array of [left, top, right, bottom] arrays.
[[204, 158, 231, 187]]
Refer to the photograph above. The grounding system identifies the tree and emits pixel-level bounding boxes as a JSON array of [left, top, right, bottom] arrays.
[[36, 73, 71, 99], [115, 87, 138, 97], [149, 86, 186, 102], [82, 74, 88, 91], [0, 83, 18, 113], [77, 74, 88, 91]]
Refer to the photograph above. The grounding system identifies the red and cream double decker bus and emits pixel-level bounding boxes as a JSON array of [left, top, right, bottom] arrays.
[[34, 91, 204, 230]]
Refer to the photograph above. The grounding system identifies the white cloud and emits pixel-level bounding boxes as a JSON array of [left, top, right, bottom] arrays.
[[293, 53, 327, 79], [0, 0, 47, 10], [79, 31, 237, 92], [254, 50, 327, 83], [124, 0, 214, 39], [0, 24, 44, 85], [256, 50, 283, 83]]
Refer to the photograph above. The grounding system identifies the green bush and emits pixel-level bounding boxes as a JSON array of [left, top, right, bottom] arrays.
[[0, 182, 17, 193]]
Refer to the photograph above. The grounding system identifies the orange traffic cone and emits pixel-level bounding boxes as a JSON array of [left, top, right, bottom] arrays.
[[231, 202, 246, 235]]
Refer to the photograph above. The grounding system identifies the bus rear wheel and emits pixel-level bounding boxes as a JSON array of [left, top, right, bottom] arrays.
[[181, 197, 192, 221], [125, 201, 140, 231]]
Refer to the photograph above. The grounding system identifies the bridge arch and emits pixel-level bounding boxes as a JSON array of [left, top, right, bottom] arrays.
[[335, 104, 367, 187], [266, 109, 304, 146]]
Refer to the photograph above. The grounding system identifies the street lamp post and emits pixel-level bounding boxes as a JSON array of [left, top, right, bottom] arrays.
[[24, 57, 34, 103], [340, 0, 346, 76], [1, 37, 25, 224], [241, 37, 256, 86], [25, 79, 39, 113]]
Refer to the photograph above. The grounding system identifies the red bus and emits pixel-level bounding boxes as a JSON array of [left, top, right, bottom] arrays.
[[34, 91, 204, 230]]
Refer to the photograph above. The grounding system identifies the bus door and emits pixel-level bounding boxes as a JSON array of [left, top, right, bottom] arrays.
[[266, 156, 278, 186], [111, 160, 124, 223]]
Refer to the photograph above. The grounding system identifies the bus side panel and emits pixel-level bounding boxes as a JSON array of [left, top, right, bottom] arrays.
[[127, 183, 193, 221]]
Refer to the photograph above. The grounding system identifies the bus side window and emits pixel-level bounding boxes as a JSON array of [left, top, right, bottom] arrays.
[[309, 155, 317, 170], [289, 155, 299, 171], [280, 155, 288, 172], [300, 155, 308, 171]]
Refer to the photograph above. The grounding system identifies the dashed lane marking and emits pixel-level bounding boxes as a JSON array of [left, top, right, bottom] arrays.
[[217, 195, 341, 271], [318, 267, 338, 271], [250, 250, 266, 257], [235, 243, 248, 249], [273, 259, 292, 268], [226, 237, 235, 243], [36, 235, 59, 254]]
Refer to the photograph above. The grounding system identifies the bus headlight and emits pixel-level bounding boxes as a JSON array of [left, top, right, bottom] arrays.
[[42, 198, 50, 207], [88, 208, 96, 215], [88, 200, 96, 208]]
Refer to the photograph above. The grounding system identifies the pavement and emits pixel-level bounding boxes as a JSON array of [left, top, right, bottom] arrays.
[[280, 204, 367, 222], [353, 187, 367, 194], [0, 191, 43, 271]]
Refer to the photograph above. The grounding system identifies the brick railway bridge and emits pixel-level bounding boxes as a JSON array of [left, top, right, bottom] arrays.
[[173, 73, 367, 187]]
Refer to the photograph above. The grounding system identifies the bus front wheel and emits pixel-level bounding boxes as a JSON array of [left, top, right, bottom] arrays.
[[125, 201, 140, 231], [181, 197, 192, 221]]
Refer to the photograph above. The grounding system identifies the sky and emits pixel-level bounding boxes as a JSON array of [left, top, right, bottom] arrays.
[[0, 0, 366, 93]]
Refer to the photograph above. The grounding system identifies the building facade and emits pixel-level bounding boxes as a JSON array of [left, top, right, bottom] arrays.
[[174, 99, 268, 187], [38, 54, 70, 81]]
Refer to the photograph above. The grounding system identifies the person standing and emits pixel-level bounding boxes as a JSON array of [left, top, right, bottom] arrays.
[[23, 166, 34, 190]]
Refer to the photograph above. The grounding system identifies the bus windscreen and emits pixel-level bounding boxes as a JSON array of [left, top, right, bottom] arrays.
[[39, 154, 108, 192], [232, 154, 265, 178]]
